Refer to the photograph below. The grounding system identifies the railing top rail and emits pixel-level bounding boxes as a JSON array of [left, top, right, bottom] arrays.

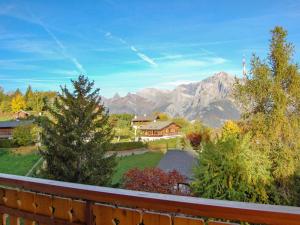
[[0, 173, 300, 225]]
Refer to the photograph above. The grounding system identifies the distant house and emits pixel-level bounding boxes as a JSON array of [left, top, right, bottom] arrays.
[[131, 114, 160, 128], [139, 121, 181, 141], [14, 110, 30, 119], [0, 120, 34, 139]]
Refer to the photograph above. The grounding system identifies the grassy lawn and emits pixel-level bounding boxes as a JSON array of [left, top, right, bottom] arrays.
[[0, 116, 13, 121], [147, 137, 181, 151], [0, 147, 163, 185], [112, 152, 164, 185], [0, 148, 41, 175]]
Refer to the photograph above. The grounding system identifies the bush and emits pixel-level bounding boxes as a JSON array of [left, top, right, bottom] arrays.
[[123, 168, 188, 195], [186, 132, 202, 149], [0, 139, 16, 148], [186, 130, 210, 149], [12, 124, 39, 146], [192, 133, 275, 203], [109, 141, 146, 151]]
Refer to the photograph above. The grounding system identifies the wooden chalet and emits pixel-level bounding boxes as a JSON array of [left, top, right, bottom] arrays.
[[139, 121, 181, 140], [0, 120, 34, 139]]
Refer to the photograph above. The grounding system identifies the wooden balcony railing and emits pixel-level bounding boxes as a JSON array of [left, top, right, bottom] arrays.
[[0, 173, 300, 225]]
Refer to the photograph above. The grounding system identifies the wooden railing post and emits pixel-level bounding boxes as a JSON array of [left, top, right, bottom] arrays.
[[85, 201, 94, 225]]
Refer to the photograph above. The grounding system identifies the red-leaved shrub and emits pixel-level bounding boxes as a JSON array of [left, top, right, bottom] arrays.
[[186, 132, 202, 148], [186, 130, 210, 149], [122, 168, 189, 195]]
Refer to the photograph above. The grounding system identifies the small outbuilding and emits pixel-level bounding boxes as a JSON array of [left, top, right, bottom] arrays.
[[0, 120, 34, 139]]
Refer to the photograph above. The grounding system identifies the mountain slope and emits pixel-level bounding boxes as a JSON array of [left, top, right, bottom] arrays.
[[104, 72, 240, 127]]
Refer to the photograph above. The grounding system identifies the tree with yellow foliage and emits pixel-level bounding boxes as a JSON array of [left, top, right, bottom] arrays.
[[235, 26, 300, 205], [11, 94, 26, 112], [222, 120, 241, 137]]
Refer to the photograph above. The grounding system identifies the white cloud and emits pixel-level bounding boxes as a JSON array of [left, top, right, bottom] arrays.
[[0, 39, 57, 56], [104, 31, 157, 67], [136, 52, 157, 67], [34, 17, 86, 74], [211, 57, 227, 64], [163, 57, 227, 68], [51, 69, 79, 76], [130, 46, 138, 52], [0, 5, 87, 74]]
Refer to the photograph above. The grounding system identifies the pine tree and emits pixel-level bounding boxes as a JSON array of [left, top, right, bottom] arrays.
[[235, 26, 300, 205], [40, 75, 116, 186], [0, 88, 11, 113], [25, 85, 34, 110], [13, 88, 22, 98]]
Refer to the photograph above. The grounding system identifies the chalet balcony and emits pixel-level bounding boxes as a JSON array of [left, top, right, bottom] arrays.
[[0, 173, 300, 225]]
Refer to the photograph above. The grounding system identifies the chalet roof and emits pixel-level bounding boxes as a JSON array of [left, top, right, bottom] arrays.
[[139, 121, 175, 131], [132, 115, 159, 122], [0, 120, 34, 128]]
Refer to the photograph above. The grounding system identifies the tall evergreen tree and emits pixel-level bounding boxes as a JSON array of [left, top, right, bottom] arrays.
[[235, 26, 300, 205], [0, 87, 11, 113], [13, 88, 22, 98], [40, 75, 116, 186], [25, 85, 34, 110]]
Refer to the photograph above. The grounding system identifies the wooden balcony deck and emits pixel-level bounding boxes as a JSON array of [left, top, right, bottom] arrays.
[[0, 173, 300, 225]]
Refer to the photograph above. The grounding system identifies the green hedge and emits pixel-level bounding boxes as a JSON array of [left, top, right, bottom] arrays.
[[109, 142, 147, 151]]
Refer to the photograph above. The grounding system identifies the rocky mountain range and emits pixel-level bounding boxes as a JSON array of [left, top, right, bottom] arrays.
[[103, 72, 241, 127]]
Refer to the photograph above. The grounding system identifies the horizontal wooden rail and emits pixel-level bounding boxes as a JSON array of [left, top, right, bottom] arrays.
[[1, 173, 300, 225]]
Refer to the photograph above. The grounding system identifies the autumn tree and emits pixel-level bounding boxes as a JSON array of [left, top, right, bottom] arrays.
[[11, 93, 26, 112], [40, 75, 116, 186], [234, 26, 300, 205], [221, 120, 241, 138], [154, 112, 169, 121], [110, 114, 134, 141]]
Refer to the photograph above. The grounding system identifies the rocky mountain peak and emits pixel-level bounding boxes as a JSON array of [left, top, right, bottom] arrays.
[[105, 72, 240, 127]]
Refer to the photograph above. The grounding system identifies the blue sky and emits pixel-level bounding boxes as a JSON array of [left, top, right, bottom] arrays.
[[0, 0, 300, 97]]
